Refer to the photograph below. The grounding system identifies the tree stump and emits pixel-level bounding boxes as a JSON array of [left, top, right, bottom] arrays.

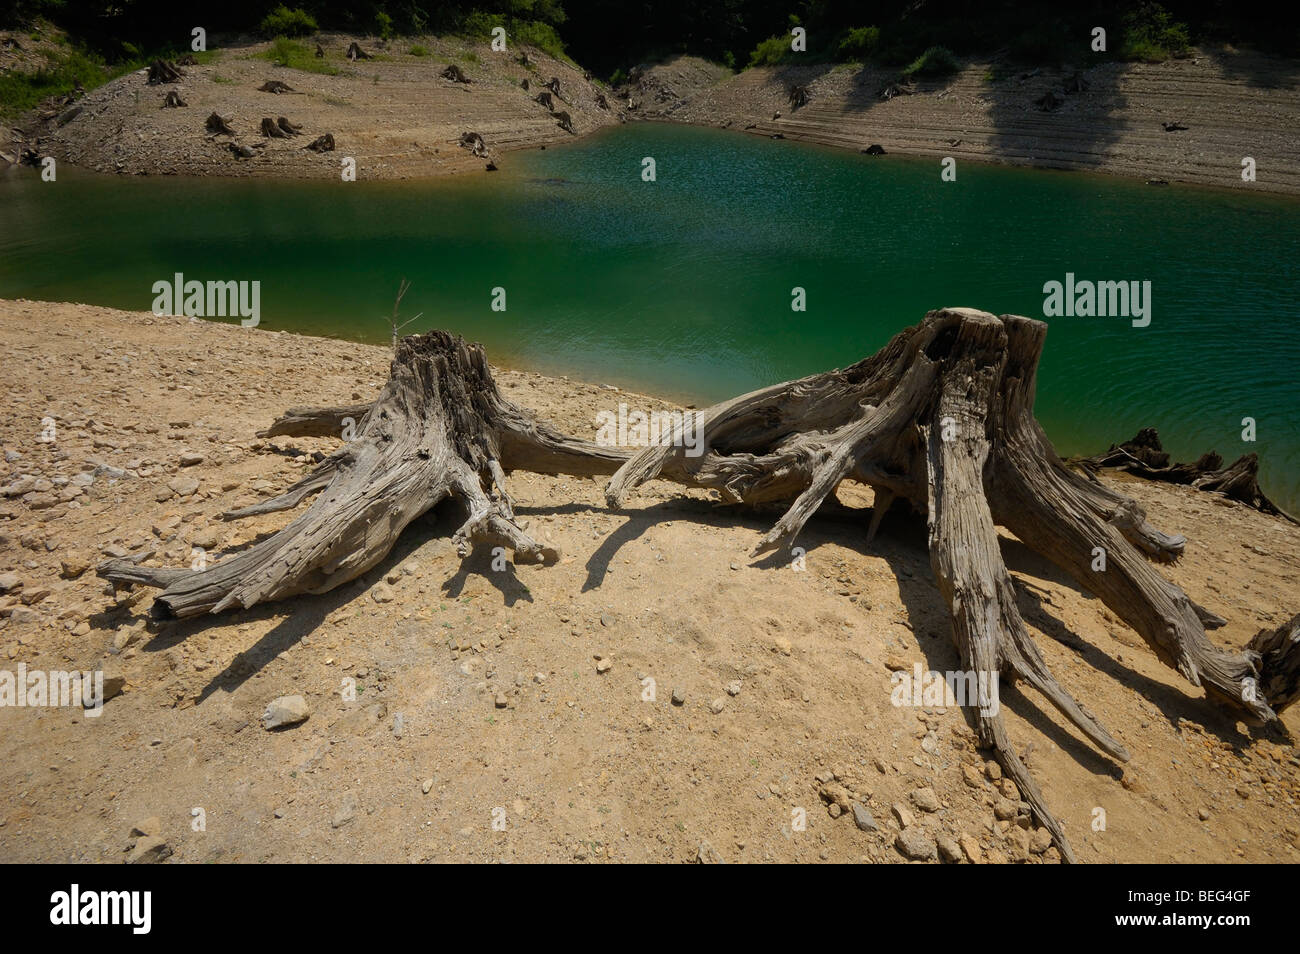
[[258, 80, 295, 94], [346, 42, 370, 61], [260, 117, 288, 138], [147, 60, 184, 85], [99, 310, 1299, 862], [553, 111, 574, 133], [205, 112, 235, 136], [459, 131, 488, 157], [442, 64, 471, 83], [162, 90, 187, 108], [788, 84, 810, 108], [303, 133, 335, 152], [276, 117, 303, 135]]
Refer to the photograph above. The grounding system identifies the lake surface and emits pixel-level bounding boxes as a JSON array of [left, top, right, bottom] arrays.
[[1, 123, 1297, 509]]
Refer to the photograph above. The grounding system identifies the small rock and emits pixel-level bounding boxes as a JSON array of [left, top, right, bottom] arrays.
[[959, 833, 982, 864], [695, 840, 725, 863], [262, 694, 310, 729], [370, 583, 395, 603], [494, 692, 508, 708], [671, 688, 686, 706], [726, 680, 742, 696], [422, 778, 434, 794], [0, 572, 20, 593], [130, 816, 161, 838], [595, 659, 612, 674], [1030, 827, 1052, 854], [166, 476, 199, 497], [851, 802, 878, 832], [179, 452, 205, 467], [892, 803, 915, 829], [709, 697, 726, 714], [911, 787, 941, 812], [127, 835, 171, 864], [895, 828, 938, 861], [937, 834, 963, 863]]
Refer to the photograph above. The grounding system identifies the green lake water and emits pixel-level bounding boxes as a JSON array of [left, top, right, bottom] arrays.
[[1, 123, 1297, 509]]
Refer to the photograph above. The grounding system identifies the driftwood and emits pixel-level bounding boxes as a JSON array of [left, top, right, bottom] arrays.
[[98, 309, 1300, 863], [260, 117, 288, 138], [205, 112, 235, 136], [147, 59, 184, 85], [303, 133, 335, 152], [258, 80, 295, 94], [346, 42, 370, 61], [442, 64, 471, 83], [162, 90, 187, 108], [1074, 428, 1297, 523]]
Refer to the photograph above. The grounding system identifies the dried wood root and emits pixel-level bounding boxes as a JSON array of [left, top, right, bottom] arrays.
[[100, 331, 625, 620], [603, 307, 1300, 861], [99, 310, 1299, 864]]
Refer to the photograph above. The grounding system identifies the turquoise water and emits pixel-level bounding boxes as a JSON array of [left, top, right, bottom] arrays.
[[1, 122, 1297, 508]]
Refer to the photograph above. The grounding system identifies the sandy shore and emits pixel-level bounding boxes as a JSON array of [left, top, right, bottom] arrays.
[[0, 297, 1296, 864], [627, 50, 1300, 194]]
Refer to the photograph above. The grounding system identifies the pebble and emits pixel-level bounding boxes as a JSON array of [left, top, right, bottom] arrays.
[[709, 697, 726, 714], [912, 787, 941, 812], [895, 828, 938, 861], [851, 802, 877, 832], [262, 694, 310, 729], [671, 688, 686, 706]]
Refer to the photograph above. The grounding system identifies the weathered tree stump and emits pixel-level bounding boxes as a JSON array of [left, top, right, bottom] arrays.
[[147, 59, 184, 85], [205, 112, 235, 136], [177, 54, 198, 67], [315, 44, 325, 58], [162, 90, 187, 108], [99, 310, 1299, 862], [521, 78, 531, 91], [258, 80, 295, 94], [788, 84, 809, 108], [276, 116, 303, 135], [260, 117, 288, 138], [459, 131, 488, 157], [1075, 428, 1296, 523], [554, 110, 574, 133], [346, 42, 370, 61], [303, 133, 335, 152], [442, 64, 471, 83]]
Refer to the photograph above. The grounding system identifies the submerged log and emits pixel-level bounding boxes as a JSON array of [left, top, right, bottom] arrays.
[[99, 309, 1299, 862]]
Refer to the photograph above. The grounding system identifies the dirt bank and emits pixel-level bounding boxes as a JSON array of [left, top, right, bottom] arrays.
[[626, 49, 1300, 194], [0, 298, 1296, 863], [10, 33, 621, 179]]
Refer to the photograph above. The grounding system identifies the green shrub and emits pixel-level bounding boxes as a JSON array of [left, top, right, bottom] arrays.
[[262, 36, 338, 75], [409, 44, 429, 57], [609, 67, 626, 86], [901, 45, 958, 78], [0, 47, 137, 120], [374, 11, 393, 40], [1120, 2, 1191, 62], [748, 34, 789, 67], [721, 50, 736, 71], [836, 26, 880, 61], [510, 20, 567, 59], [259, 5, 318, 39]]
